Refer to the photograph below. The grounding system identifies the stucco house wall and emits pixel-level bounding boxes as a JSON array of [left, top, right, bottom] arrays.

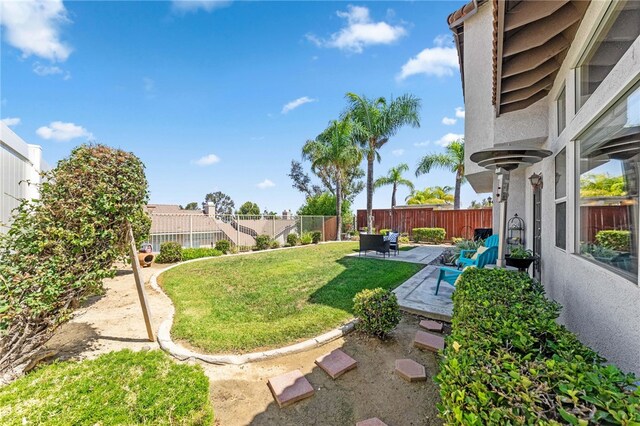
[[461, 1, 640, 374]]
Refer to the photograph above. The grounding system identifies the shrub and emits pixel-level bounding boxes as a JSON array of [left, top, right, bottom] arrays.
[[155, 242, 183, 263], [595, 230, 631, 251], [214, 239, 231, 254], [412, 227, 446, 243], [0, 350, 213, 424], [286, 233, 299, 247], [379, 228, 391, 236], [399, 236, 410, 244], [311, 231, 322, 244], [300, 232, 313, 245], [352, 288, 401, 339], [436, 268, 639, 425], [254, 234, 271, 251], [270, 240, 281, 249], [181, 248, 222, 261], [0, 144, 150, 380]]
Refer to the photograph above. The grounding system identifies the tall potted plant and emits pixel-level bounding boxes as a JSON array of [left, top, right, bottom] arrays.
[[505, 245, 536, 271]]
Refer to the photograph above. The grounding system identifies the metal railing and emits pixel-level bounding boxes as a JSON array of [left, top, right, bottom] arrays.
[[147, 213, 337, 252]]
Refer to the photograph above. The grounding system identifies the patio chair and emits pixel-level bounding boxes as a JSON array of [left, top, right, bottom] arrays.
[[457, 234, 499, 267], [435, 246, 498, 295], [387, 232, 400, 256], [359, 234, 391, 257]]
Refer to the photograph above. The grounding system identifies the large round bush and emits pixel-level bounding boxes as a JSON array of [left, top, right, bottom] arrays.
[[353, 288, 401, 339]]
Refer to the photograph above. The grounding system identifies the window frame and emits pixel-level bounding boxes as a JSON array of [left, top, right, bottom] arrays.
[[557, 86, 567, 136], [555, 148, 567, 250]]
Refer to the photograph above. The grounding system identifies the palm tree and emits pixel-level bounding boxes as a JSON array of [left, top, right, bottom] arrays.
[[374, 163, 414, 208], [405, 186, 454, 205], [415, 139, 465, 209], [344, 93, 421, 232], [302, 119, 362, 241]]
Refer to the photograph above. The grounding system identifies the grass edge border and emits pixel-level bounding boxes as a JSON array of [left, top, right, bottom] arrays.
[[148, 242, 358, 365]]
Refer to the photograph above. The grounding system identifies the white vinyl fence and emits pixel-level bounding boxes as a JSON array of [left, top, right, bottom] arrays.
[[147, 213, 338, 252]]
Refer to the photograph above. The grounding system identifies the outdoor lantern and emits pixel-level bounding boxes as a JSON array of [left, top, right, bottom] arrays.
[[529, 173, 543, 189]]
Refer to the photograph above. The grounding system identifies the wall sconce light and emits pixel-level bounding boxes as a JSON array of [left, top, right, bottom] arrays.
[[529, 173, 543, 189]]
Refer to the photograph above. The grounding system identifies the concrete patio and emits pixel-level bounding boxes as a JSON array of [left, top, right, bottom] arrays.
[[353, 246, 454, 321]]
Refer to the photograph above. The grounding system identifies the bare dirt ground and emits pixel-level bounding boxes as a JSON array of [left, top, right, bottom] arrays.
[[48, 263, 444, 426]]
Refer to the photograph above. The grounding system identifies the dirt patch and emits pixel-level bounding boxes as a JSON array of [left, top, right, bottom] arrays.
[[203, 314, 444, 426], [47, 262, 444, 425]]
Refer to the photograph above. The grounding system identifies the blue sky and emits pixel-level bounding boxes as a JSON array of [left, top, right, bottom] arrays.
[[1, 0, 489, 213]]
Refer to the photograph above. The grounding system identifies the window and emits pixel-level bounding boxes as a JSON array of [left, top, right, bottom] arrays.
[[577, 82, 640, 282], [557, 87, 566, 135], [555, 148, 567, 249], [576, 1, 640, 109]]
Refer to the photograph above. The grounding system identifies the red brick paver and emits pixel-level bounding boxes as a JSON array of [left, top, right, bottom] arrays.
[[395, 359, 427, 382], [414, 330, 445, 352], [315, 349, 358, 379], [267, 370, 314, 408], [356, 418, 388, 426], [419, 319, 443, 332]]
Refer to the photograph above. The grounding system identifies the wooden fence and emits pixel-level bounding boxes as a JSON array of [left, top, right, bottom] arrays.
[[356, 207, 493, 240]]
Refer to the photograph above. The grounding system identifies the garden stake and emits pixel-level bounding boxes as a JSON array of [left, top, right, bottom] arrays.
[[128, 224, 155, 341]]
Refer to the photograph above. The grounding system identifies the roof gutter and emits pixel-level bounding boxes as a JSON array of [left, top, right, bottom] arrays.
[[448, 0, 481, 98]]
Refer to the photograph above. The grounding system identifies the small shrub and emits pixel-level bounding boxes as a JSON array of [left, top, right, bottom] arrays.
[[379, 228, 391, 236], [254, 234, 271, 250], [214, 239, 231, 254], [595, 230, 631, 251], [300, 232, 313, 245], [286, 233, 299, 246], [270, 240, 281, 249], [352, 288, 401, 339], [311, 231, 322, 244], [181, 248, 222, 261], [436, 268, 639, 425], [398, 236, 410, 244], [412, 227, 446, 244], [155, 241, 183, 263]]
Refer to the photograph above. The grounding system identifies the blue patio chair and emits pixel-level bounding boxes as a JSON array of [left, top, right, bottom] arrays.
[[458, 234, 499, 267], [435, 246, 498, 295]]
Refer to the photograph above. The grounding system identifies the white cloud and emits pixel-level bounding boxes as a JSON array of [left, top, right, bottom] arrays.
[[435, 133, 464, 147], [171, 0, 232, 13], [32, 62, 70, 79], [455, 107, 465, 118], [0, 0, 72, 62], [414, 141, 430, 147], [307, 5, 406, 53], [442, 117, 457, 126], [398, 46, 459, 80], [257, 179, 275, 189], [391, 149, 404, 156], [1, 117, 21, 127], [36, 121, 93, 142], [194, 154, 220, 166], [433, 34, 454, 47], [282, 96, 317, 114]]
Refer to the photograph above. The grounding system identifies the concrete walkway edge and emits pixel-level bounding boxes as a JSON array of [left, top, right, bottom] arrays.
[[148, 246, 357, 365]]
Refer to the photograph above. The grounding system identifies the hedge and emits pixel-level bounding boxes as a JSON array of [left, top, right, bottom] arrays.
[[412, 227, 446, 243], [595, 230, 631, 252], [182, 248, 223, 261], [436, 268, 639, 425]]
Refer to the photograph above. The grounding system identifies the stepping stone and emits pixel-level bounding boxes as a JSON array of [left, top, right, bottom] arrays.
[[267, 370, 314, 408], [395, 359, 427, 382], [356, 418, 388, 426], [315, 349, 358, 379], [414, 330, 445, 352], [419, 319, 443, 333]]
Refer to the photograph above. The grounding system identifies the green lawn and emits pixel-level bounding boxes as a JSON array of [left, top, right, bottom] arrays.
[[159, 243, 423, 353], [0, 350, 213, 425]]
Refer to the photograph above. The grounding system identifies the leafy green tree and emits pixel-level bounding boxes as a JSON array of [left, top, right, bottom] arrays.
[[580, 173, 626, 197], [288, 160, 323, 198], [204, 191, 235, 215], [406, 186, 454, 205], [374, 163, 414, 208], [415, 139, 465, 209], [344, 92, 421, 232], [237, 201, 260, 216], [0, 144, 149, 380], [182, 202, 199, 210], [298, 192, 352, 218], [302, 118, 362, 240]]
